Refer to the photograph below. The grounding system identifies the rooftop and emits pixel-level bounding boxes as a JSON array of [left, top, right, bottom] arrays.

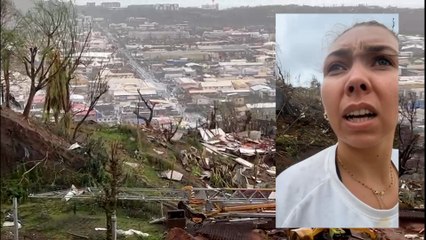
[[201, 81, 234, 87], [177, 77, 197, 84], [246, 102, 276, 109]]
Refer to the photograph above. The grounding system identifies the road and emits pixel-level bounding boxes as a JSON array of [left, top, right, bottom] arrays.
[[97, 23, 191, 117], [99, 24, 169, 98]]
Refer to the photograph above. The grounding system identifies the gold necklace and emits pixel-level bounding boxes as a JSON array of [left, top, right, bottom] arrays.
[[336, 153, 394, 209]]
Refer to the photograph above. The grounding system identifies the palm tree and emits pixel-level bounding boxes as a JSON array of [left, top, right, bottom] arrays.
[[43, 50, 67, 124]]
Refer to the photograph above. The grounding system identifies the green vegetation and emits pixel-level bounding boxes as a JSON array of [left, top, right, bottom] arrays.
[[275, 74, 337, 174], [1, 200, 164, 239], [190, 165, 203, 177], [186, 135, 203, 150], [0, 120, 204, 239], [92, 125, 139, 153], [276, 134, 300, 158]]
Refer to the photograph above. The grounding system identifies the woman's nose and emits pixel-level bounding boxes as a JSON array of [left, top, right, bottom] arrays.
[[345, 63, 372, 96]]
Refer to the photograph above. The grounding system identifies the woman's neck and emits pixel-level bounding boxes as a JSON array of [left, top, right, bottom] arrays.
[[336, 140, 394, 183], [336, 140, 398, 210]]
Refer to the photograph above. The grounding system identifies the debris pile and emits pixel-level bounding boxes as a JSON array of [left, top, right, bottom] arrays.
[[95, 227, 150, 237], [166, 222, 270, 240], [400, 178, 425, 209], [2, 212, 21, 229], [141, 125, 275, 188], [191, 127, 275, 188]]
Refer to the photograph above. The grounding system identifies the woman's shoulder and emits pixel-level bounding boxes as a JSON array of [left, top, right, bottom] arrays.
[[277, 145, 336, 185]]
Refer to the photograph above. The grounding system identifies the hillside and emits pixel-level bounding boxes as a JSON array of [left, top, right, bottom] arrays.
[[0, 107, 210, 195], [0, 106, 276, 239], [1, 105, 274, 197], [0, 108, 86, 183]]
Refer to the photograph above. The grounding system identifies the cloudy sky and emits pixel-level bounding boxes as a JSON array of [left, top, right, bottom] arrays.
[[13, 0, 423, 14], [72, 0, 423, 9], [275, 14, 399, 87]]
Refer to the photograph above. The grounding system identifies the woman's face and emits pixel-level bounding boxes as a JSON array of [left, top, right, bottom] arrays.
[[321, 25, 399, 149]]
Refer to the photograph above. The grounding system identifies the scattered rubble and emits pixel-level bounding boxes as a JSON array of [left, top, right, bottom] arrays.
[[140, 124, 275, 188], [404, 234, 423, 239], [400, 178, 425, 209], [195, 127, 275, 188], [63, 184, 88, 201], [161, 170, 184, 181], [124, 162, 140, 168], [68, 142, 82, 150], [2, 212, 22, 229], [95, 227, 150, 237], [153, 148, 164, 155]]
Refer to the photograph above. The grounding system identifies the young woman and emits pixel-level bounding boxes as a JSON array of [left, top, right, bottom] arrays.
[[276, 21, 399, 228]]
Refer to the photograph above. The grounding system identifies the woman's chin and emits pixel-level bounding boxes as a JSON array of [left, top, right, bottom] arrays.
[[338, 135, 388, 150]]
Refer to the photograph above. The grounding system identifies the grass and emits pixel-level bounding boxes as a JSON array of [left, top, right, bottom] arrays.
[[92, 126, 139, 153], [140, 165, 165, 187], [1, 199, 165, 240], [1, 123, 208, 239], [190, 165, 203, 177]]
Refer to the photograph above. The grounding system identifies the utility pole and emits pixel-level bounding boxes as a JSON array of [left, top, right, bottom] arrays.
[[13, 197, 19, 240], [112, 211, 117, 240], [0, 83, 4, 105]]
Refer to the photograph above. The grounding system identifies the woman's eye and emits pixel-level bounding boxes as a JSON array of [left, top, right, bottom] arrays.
[[374, 56, 392, 66], [327, 63, 346, 75]]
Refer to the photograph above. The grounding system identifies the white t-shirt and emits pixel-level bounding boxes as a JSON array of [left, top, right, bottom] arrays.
[[276, 144, 399, 228]]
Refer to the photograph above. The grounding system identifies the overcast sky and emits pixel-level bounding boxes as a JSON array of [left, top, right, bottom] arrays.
[[275, 14, 399, 87], [13, 0, 422, 14], [71, 0, 423, 9]]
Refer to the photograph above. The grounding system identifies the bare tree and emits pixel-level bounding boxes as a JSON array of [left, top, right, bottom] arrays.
[[0, 0, 21, 109], [398, 91, 421, 176], [276, 69, 296, 118], [72, 66, 109, 140], [0, 0, 14, 25], [163, 117, 183, 142], [244, 110, 252, 132], [217, 101, 240, 133], [133, 89, 157, 128], [275, 66, 334, 173], [15, 0, 90, 119], [43, 12, 92, 134], [86, 140, 123, 240], [1, 45, 12, 108], [208, 100, 218, 129], [102, 142, 122, 240]]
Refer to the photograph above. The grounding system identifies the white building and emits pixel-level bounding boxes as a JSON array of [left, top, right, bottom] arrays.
[[201, 81, 234, 91], [246, 102, 276, 121]]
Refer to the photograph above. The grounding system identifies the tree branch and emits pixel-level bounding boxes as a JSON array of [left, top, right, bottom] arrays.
[[19, 152, 48, 184]]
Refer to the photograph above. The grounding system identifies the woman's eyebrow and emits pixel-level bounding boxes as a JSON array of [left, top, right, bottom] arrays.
[[364, 45, 399, 55], [325, 48, 352, 61], [325, 45, 398, 62], [322, 49, 351, 73]]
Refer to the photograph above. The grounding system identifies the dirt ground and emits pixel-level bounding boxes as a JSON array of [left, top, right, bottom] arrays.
[[0, 108, 86, 177], [1, 230, 49, 240]]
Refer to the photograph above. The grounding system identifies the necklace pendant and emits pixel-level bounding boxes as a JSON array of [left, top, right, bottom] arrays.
[[374, 190, 384, 196]]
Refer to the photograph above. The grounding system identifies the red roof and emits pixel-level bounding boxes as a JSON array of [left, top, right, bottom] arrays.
[[33, 95, 45, 104], [72, 103, 96, 116]]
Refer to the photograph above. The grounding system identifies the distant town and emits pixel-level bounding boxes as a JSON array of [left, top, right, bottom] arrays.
[[398, 33, 425, 141], [2, 2, 423, 143], [5, 2, 276, 139]]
